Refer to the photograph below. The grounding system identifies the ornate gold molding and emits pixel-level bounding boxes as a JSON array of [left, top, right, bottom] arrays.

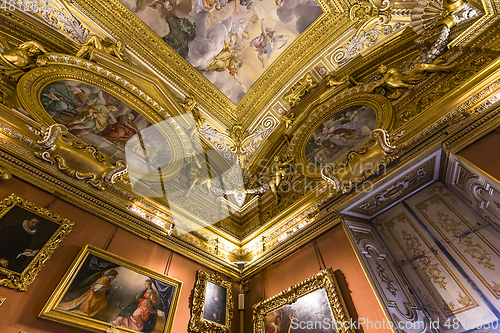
[[283, 73, 319, 108], [34, 124, 129, 191]]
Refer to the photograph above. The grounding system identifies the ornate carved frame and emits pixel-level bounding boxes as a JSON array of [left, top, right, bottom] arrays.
[[39, 244, 183, 333], [15, 55, 189, 184], [0, 193, 75, 291], [252, 267, 354, 333], [189, 270, 234, 333], [286, 89, 394, 179]]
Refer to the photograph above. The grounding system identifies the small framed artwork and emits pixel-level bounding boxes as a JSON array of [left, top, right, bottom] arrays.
[[252, 268, 354, 333], [188, 270, 233, 333], [0, 193, 75, 291], [39, 244, 182, 333]]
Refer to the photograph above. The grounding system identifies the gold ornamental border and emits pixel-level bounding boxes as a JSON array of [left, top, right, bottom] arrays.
[[15, 56, 186, 182], [188, 270, 234, 333], [252, 267, 354, 333], [0, 193, 75, 291], [288, 90, 394, 179], [39, 244, 183, 333]]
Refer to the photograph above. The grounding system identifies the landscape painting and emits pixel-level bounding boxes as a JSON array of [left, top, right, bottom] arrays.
[[305, 105, 376, 166], [120, 0, 323, 103]]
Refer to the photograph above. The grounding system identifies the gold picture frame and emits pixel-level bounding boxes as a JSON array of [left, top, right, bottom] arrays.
[[0, 193, 75, 291], [286, 90, 394, 179], [0, 296, 5, 307], [39, 244, 182, 333], [252, 267, 354, 333], [188, 270, 234, 333]]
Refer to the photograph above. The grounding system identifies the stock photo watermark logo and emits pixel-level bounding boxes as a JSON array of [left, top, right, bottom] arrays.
[[125, 113, 244, 235], [124, 112, 382, 234]]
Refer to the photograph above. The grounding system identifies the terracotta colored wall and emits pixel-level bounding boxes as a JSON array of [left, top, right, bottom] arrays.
[[459, 127, 500, 181], [244, 225, 390, 333], [0, 176, 239, 333]]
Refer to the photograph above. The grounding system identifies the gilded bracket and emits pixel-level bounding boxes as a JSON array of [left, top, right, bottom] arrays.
[[283, 73, 318, 108], [0, 165, 12, 181], [34, 124, 129, 190]]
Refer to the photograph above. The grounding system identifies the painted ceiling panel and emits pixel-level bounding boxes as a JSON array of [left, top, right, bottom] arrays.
[[119, 0, 323, 103]]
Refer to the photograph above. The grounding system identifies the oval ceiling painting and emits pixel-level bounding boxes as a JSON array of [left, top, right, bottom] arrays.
[[305, 105, 376, 166], [40, 80, 172, 167]]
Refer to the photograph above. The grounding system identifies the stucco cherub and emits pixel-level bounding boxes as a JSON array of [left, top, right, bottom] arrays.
[[367, 62, 456, 99]]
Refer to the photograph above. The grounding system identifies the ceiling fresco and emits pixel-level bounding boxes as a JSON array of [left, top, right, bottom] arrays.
[[119, 0, 323, 103]]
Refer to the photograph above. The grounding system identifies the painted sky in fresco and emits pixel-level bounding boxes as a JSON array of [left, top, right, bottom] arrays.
[[305, 105, 376, 166], [120, 0, 323, 103]]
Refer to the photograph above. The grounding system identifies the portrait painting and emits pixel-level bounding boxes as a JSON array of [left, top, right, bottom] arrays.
[[119, 0, 323, 103], [40, 245, 182, 333], [0, 193, 75, 291], [189, 270, 233, 332], [40, 80, 172, 167], [304, 105, 376, 166], [253, 268, 354, 333]]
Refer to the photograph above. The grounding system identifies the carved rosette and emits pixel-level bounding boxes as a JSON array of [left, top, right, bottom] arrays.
[[188, 270, 234, 333]]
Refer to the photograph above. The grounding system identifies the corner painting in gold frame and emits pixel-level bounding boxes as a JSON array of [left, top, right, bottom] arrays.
[[0, 193, 75, 291], [252, 268, 354, 333], [189, 270, 234, 333], [39, 244, 182, 333]]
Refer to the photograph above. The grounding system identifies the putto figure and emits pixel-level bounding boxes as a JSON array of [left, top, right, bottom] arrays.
[[250, 18, 288, 68]]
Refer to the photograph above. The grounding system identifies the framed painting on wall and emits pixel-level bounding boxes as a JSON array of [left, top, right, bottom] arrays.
[[39, 244, 182, 333], [252, 267, 354, 333], [188, 270, 234, 333], [0, 193, 75, 291]]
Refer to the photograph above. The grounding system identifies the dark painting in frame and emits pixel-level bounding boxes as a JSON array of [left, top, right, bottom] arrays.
[[0, 193, 75, 291]]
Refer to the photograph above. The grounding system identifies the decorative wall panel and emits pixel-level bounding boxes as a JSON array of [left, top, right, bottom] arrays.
[[373, 196, 497, 332], [406, 182, 500, 314], [344, 220, 431, 332], [446, 153, 500, 227]]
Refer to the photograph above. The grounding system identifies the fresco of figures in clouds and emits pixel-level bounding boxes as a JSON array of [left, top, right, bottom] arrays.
[[120, 0, 323, 103]]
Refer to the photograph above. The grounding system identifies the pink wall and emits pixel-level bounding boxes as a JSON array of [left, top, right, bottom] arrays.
[[244, 224, 390, 333], [0, 176, 239, 333], [459, 127, 500, 181]]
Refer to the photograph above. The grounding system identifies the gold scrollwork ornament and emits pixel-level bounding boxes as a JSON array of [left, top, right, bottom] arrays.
[[34, 124, 129, 190]]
